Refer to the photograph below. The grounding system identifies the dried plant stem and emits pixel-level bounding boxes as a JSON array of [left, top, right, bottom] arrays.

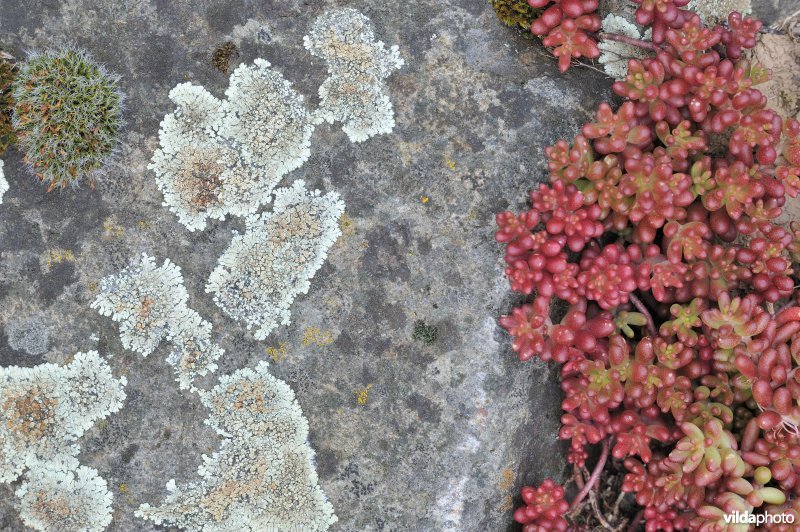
[[589, 487, 614, 530]]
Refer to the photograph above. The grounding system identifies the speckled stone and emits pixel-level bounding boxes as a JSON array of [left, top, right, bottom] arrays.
[[0, 1, 794, 531]]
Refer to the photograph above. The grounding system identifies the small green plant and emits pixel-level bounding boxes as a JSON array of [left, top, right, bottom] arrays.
[[211, 41, 238, 74], [412, 320, 438, 345], [12, 48, 123, 190]]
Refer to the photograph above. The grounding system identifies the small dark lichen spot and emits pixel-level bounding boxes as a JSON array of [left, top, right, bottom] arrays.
[[120, 443, 139, 464], [211, 41, 239, 74], [412, 320, 438, 345]]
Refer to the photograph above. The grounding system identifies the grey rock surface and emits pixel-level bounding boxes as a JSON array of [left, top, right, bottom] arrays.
[[0, 1, 794, 531]]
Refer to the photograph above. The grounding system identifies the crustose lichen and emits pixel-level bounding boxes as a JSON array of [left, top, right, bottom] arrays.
[[0, 351, 126, 531], [92, 253, 222, 390], [136, 361, 336, 531], [206, 180, 344, 341]]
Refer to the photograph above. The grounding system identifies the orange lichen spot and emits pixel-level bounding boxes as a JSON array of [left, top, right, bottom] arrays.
[[4, 387, 57, 443]]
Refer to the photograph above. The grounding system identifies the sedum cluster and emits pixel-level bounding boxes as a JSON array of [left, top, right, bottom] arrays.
[[0, 352, 126, 531], [136, 361, 336, 531], [92, 253, 222, 390], [12, 48, 122, 190], [498, 6, 800, 531], [206, 180, 344, 341], [494, 0, 755, 77]]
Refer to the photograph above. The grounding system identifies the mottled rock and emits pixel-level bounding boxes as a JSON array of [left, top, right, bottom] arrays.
[[0, 1, 795, 531]]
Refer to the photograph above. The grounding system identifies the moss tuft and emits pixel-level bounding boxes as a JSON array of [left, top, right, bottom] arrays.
[[12, 48, 123, 190], [489, 0, 541, 30]]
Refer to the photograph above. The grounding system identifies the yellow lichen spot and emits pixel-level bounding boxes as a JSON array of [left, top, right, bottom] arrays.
[[97, 420, 108, 430], [103, 217, 125, 239], [137, 220, 151, 230], [420, 196, 429, 204], [88, 281, 99, 292], [119, 483, 129, 494], [42, 248, 76, 271], [354, 384, 373, 406], [338, 213, 356, 237], [266, 342, 288, 363], [302, 327, 335, 348], [443, 154, 456, 171]]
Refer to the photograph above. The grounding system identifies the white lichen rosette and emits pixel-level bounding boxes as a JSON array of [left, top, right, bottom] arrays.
[[136, 361, 336, 531], [16, 464, 114, 532], [221, 59, 315, 193], [150, 83, 232, 231], [206, 180, 345, 340], [0, 351, 127, 484], [91, 253, 189, 356], [304, 8, 404, 142], [92, 253, 223, 390]]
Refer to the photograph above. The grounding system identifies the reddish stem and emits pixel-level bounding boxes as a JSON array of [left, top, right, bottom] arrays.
[[627, 508, 644, 532], [629, 293, 658, 337], [599, 32, 662, 52], [570, 439, 610, 511]]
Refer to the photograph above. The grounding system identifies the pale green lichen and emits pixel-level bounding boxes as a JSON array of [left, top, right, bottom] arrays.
[[598, 14, 654, 79], [206, 180, 344, 340], [688, 0, 752, 25], [153, 10, 401, 231], [0, 352, 125, 531], [0, 351, 126, 483], [136, 361, 336, 531], [304, 8, 404, 142], [0, 159, 7, 203], [92, 253, 222, 390], [16, 464, 113, 532]]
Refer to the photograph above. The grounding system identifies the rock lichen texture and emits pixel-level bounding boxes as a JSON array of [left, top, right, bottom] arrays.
[[0, 1, 797, 531]]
